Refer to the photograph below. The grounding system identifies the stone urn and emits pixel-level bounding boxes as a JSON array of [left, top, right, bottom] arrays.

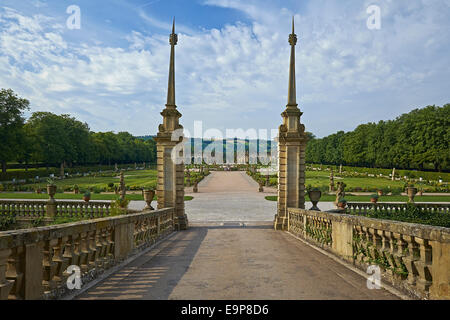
[[143, 189, 155, 210], [308, 190, 322, 211], [47, 184, 57, 203], [406, 187, 418, 203], [370, 196, 378, 204]]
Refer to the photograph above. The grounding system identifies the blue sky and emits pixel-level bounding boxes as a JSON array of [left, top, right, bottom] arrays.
[[0, 0, 449, 138]]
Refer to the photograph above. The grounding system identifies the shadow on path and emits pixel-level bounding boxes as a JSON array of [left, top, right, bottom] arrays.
[[77, 228, 207, 300]]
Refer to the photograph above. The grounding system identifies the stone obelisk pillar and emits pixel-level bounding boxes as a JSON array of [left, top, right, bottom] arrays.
[[155, 19, 188, 230], [275, 18, 308, 230]]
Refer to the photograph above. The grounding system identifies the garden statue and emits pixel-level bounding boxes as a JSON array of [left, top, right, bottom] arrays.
[[193, 180, 198, 193], [119, 170, 126, 201], [392, 168, 396, 181], [335, 182, 346, 207], [186, 168, 191, 187], [339, 164, 342, 174], [115, 163, 118, 172], [329, 169, 335, 192]]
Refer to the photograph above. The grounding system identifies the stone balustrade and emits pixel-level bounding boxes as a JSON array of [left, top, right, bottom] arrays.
[[347, 202, 450, 215], [0, 200, 112, 219], [0, 207, 174, 300], [287, 208, 450, 300], [0, 200, 47, 217]]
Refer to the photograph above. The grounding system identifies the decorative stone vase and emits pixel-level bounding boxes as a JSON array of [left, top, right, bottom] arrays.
[[47, 184, 57, 203], [83, 196, 90, 203], [308, 190, 322, 211], [406, 187, 418, 203], [143, 190, 155, 210], [370, 197, 378, 204]]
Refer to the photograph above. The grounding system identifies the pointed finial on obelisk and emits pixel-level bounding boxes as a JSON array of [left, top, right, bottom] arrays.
[[167, 17, 177, 106], [287, 16, 298, 107], [292, 16, 295, 34]]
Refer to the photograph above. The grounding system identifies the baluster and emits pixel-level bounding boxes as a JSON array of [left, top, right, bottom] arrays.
[[403, 235, 420, 286], [105, 227, 115, 267], [368, 228, 381, 265], [383, 231, 396, 276], [88, 230, 99, 269], [0, 249, 13, 300], [79, 232, 90, 274], [52, 236, 69, 289], [414, 237, 433, 294], [5, 246, 24, 300], [99, 228, 109, 268], [42, 239, 58, 293], [93, 229, 103, 269], [29, 203, 35, 218]]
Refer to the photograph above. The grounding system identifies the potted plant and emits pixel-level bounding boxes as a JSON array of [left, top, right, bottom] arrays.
[[377, 189, 383, 196], [83, 190, 91, 203], [307, 187, 322, 211], [35, 185, 42, 194], [143, 188, 155, 210], [74, 184, 79, 194], [337, 199, 347, 209], [370, 194, 379, 204], [46, 178, 57, 203]]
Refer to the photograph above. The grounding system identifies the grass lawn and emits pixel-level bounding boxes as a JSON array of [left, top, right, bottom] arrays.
[[0, 193, 194, 202], [305, 170, 407, 190], [265, 195, 450, 202], [22, 169, 158, 190]]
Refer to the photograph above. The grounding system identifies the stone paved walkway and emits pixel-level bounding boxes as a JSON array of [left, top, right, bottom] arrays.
[[77, 171, 399, 300], [77, 223, 398, 300]]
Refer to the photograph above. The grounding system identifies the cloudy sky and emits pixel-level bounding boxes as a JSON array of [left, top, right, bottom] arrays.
[[0, 0, 449, 138]]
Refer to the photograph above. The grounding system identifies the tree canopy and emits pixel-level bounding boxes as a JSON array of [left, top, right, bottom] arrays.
[[0, 89, 30, 172], [306, 104, 450, 171]]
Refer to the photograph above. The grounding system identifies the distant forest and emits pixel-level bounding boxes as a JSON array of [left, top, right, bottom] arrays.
[[305, 104, 449, 172], [1, 89, 156, 173], [2, 89, 448, 174]]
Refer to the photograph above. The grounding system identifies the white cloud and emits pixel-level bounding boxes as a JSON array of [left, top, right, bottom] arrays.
[[0, 1, 449, 138]]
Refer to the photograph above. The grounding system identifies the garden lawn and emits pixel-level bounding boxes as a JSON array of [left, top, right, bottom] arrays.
[[22, 169, 158, 191], [305, 170, 408, 190]]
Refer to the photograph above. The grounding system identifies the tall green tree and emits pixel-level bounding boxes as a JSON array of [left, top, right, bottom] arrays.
[[0, 89, 30, 173]]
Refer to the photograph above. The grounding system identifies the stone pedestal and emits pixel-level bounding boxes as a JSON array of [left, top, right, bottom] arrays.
[[275, 107, 308, 231], [155, 108, 187, 231]]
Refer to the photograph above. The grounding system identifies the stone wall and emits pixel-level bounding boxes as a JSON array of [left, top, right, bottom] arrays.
[[287, 208, 450, 300], [0, 208, 174, 300]]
